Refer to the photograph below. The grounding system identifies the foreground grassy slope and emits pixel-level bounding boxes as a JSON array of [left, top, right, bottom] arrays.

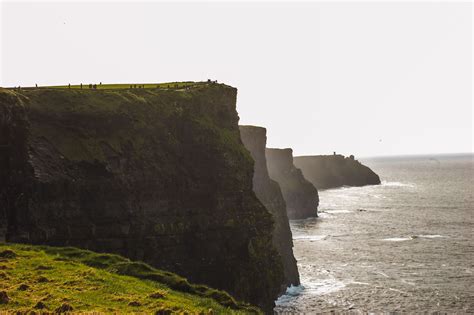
[[0, 243, 261, 314]]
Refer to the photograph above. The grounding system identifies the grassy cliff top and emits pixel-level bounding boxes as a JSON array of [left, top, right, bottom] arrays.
[[0, 243, 261, 314], [4, 81, 225, 90]]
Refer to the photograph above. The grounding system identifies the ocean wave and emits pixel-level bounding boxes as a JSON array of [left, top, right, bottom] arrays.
[[323, 210, 353, 214], [382, 235, 445, 242], [349, 280, 371, 286], [275, 271, 347, 305], [417, 234, 445, 239], [382, 237, 412, 242], [293, 234, 328, 241], [382, 181, 416, 188], [285, 284, 305, 296], [275, 285, 305, 305], [304, 278, 346, 295]]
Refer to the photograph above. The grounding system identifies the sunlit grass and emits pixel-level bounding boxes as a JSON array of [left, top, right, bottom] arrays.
[[0, 243, 261, 314]]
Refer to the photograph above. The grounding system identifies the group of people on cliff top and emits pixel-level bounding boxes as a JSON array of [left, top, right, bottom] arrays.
[[15, 79, 219, 90]]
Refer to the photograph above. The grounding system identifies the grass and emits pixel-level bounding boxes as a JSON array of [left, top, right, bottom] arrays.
[[0, 243, 261, 314], [6, 81, 217, 90]]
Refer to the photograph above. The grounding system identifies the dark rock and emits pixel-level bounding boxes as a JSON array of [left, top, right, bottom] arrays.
[[35, 265, 53, 270], [239, 125, 299, 291], [17, 284, 29, 291], [155, 309, 173, 315], [37, 276, 49, 283], [128, 301, 141, 307], [266, 148, 319, 219], [149, 291, 165, 299], [0, 291, 9, 304], [0, 250, 16, 259], [34, 301, 47, 309], [0, 271, 8, 280], [0, 86, 283, 312], [294, 154, 381, 189], [55, 303, 73, 313]]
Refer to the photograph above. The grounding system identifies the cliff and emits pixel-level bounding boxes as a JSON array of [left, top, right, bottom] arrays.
[[0, 243, 260, 313], [294, 154, 381, 189], [0, 84, 283, 312], [239, 126, 299, 290], [265, 149, 319, 220]]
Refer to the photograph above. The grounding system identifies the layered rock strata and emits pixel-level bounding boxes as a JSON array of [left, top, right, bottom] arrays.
[[239, 125, 300, 290]]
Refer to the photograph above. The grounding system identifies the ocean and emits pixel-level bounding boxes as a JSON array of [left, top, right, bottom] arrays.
[[274, 154, 473, 313]]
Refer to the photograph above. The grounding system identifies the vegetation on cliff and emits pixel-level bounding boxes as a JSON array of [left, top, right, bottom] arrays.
[[0, 243, 260, 313]]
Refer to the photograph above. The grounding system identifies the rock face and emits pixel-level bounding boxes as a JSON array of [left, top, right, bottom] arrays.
[[265, 148, 319, 220], [0, 85, 284, 312], [294, 154, 381, 189], [239, 126, 300, 290]]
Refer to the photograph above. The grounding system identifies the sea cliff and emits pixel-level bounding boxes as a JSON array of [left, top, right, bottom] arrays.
[[294, 154, 381, 189], [265, 148, 319, 220], [239, 126, 300, 290], [0, 84, 283, 312]]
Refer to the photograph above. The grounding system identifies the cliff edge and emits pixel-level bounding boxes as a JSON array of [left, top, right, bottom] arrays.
[[294, 154, 381, 190], [265, 148, 319, 220], [239, 126, 300, 291], [0, 85, 283, 312]]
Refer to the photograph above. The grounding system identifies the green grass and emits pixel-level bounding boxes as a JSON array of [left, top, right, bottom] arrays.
[[0, 243, 261, 314], [6, 81, 217, 90]]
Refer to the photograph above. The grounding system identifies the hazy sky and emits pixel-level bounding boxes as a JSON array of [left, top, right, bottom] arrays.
[[1, 1, 472, 157]]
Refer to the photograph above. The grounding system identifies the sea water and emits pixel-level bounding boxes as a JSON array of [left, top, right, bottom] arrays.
[[275, 154, 473, 313]]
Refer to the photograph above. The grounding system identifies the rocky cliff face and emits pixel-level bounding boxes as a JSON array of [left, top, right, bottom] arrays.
[[294, 154, 381, 189], [0, 85, 284, 312], [239, 126, 300, 290], [265, 148, 319, 220]]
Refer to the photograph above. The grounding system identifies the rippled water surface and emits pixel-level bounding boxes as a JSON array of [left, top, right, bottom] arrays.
[[275, 154, 474, 313]]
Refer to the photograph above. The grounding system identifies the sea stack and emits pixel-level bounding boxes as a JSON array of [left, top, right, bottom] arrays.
[[239, 125, 300, 290], [0, 85, 284, 312], [266, 148, 319, 219], [294, 154, 381, 189]]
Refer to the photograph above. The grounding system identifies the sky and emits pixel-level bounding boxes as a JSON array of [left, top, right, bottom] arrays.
[[1, 1, 472, 157]]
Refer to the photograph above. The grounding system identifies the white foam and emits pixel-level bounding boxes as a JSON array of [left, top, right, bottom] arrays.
[[350, 281, 371, 286], [382, 237, 412, 242], [381, 235, 444, 242], [275, 285, 305, 305], [382, 181, 415, 188], [325, 210, 352, 214], [284, 284, 305, 296], [276, 278, 346, 306], [293, 235, 328, 241], [304, 278, 346, 295], [417, 234, 445, 239], [389, 288, 409, 294]]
